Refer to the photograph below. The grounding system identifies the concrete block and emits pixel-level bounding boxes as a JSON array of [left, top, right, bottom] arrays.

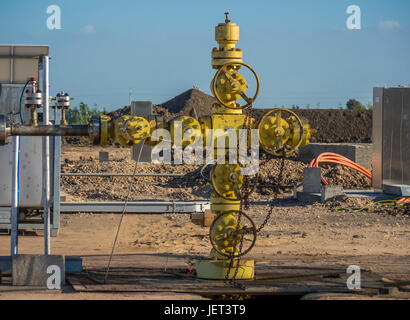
[[99, 151, 109, 162], [383, 184, 410, 196], [298, 143, 373, 169], [131, 101, 152, 163], [296, 191, 321, 203], [12, 254, 65, 286], [321, 185, 345, 202], [0, 256, 11, 275], [303, 167, 322, 193]]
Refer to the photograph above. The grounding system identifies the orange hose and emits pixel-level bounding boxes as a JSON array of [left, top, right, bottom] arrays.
[[397, 197, 410, 204], [308, 152, 372, 185]]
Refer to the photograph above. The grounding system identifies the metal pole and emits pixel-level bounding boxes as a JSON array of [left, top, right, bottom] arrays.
[[42, 55, 51, 255], [60, 172, 186, 177], [10, 136, 20, 256]]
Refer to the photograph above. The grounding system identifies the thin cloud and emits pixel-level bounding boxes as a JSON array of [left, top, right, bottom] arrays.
[[378, 21, 401, 31], [80, 24, 97, 35]]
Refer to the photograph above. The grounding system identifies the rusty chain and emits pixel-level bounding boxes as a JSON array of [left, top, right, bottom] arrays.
[[224, 103, 288, 288]]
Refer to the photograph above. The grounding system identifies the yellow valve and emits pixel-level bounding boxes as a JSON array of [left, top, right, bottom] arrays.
[[209, 210, 257, 259], [144, 115, 167, 146], [258, 108, 314, 156], [211, 62, 260, 110], [114, 115, 151, 147], [214, 66, 248, 108], [169, 116, 201, 148], [211, 213, 242, 258], [99, 115, 112, 146], [210, 164, 244, 200]]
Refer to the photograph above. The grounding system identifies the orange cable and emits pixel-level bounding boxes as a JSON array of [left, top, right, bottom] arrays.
[[308, 152, 372, 185]]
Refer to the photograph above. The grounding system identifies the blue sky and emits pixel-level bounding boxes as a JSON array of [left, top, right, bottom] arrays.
[[1, 0, 409, 110]]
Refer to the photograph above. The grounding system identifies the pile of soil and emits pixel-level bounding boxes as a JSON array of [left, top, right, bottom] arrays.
[[157, 88, 217, 119], [105, 89, 216, 122]]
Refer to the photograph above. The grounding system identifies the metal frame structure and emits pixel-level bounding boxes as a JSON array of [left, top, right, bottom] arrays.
[[372, 87, 410, 195], [0, 45, 61, 256]]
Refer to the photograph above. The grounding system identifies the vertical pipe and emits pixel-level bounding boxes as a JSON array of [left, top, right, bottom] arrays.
[[53, 106, 61, 236], [10, 136, 20, 256], [42, 56, 51, 255]]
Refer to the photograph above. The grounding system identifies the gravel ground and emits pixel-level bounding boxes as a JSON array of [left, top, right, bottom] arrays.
[[60, 146, 372, 202]]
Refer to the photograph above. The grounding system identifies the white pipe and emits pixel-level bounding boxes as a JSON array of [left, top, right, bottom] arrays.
[[42, 55, 51, 255], [10, 136, 20, 256]]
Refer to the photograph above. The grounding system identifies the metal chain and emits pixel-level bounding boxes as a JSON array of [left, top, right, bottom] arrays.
[[256, 155, 286, 233], [224, 105, 253, 287], [225, 104, 288, 287]]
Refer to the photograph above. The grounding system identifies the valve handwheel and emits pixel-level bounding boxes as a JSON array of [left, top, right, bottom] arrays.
[[258, 108, 306, 157], [209, 210, 257, 258], [211, 62, 260, 109], [210, 163, 258, 200]]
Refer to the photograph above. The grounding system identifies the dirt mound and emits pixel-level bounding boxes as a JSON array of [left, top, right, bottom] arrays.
[[158, 88, 217, 118], [107, 105, 130, 120], [104, 88, 216, 122]]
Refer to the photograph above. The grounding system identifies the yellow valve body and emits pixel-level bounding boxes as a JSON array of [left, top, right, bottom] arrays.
[[210, 193, 241, 213], [199, 113, 255, 160], [144, 115, 166, 146], [211, 164, 243, 199], [196, 259, 254, 280], [114, 115, 151, 147], [212, 22, 243, 69], [259, 113, 313, 151], [169, 116, 201, 148], [99, 115, 112, 146]]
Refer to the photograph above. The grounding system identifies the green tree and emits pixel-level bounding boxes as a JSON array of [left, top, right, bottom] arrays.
[[346, 99, 365, 110], [67, 102, 105, 125]]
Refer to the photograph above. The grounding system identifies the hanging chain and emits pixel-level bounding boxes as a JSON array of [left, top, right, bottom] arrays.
[[257, 155, 286, 233], [224, 105, 253, 286], [224, 104, 287, 287]]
